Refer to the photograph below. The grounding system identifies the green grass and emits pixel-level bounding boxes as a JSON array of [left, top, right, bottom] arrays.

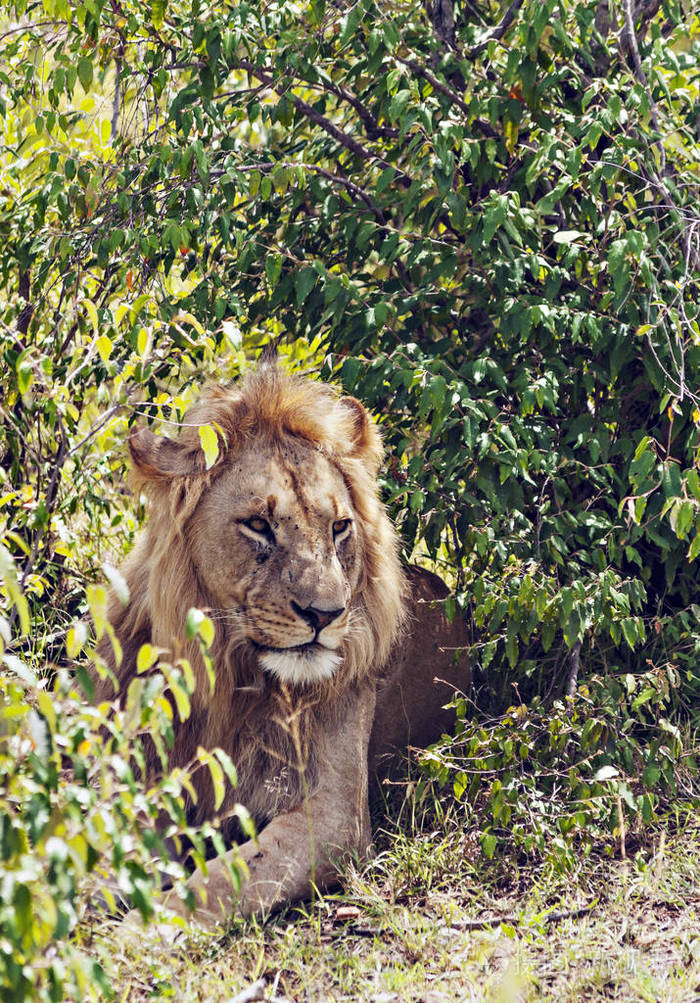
[[87, 798, 700, 1003]]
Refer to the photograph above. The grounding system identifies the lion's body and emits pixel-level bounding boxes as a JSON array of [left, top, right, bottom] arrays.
[[96, 363, 469, 927]]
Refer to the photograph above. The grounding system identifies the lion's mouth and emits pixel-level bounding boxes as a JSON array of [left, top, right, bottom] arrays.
[[251, 639, 335, 656], [251, 639, 342, 685]]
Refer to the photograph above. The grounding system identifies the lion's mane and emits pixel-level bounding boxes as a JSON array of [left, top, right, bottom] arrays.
[[95, 363, 405, 835]]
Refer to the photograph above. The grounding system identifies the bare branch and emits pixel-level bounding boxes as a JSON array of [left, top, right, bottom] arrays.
[[111, 53, 122, 142], [232, 59, 414, 189], [397, 57, 497, 137], [467, 0, 526, 58], [316, 76, 398, 142], [621, 0, 665, 172], [428, 0, 458, 49], [566, 640, 582, 698]]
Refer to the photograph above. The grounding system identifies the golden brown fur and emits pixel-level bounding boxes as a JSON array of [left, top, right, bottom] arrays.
[[96, 361, 469, 929]]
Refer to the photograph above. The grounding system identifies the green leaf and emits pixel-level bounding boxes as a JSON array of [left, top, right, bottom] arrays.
[[340, 3, 363, 44], [248, 171, 261, 197], [662, 462, 682, 499], [169, 677, 191, 722], [295, 266, 317, 306], [341, 357, 361, 391], [620, 617, 637, 649], [593, 765, 619, 782], [214, 748, 238, 789], [642, 761, 661, 789], [203, 749, 225, 810], [77, 57, 93, 91], [389, 90, 410, 122], [16, 352, 33, 395], [553, 230, 587, 244], [265, 254, 283, 289], [688, 532, 700, 563], [82, 298, 98, 332], [186, 608, 215, 647], [481, 832, 497, 859], [686, 468, 700, 501]]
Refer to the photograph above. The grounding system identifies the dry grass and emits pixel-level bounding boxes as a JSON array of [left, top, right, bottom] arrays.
[[92, 806, 700, 1003]]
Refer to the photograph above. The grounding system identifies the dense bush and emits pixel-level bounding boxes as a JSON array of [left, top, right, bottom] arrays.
[[1, 0, 699, 994]]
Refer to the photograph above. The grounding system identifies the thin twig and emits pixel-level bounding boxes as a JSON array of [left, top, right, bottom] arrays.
[[67, 405, 125, 457], [616, 794, 627, 860], [447, 901, 598, 930]]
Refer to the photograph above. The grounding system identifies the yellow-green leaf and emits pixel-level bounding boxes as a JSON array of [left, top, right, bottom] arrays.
[[77, 56, 93, 91], [136, 643, 158, 673], [198, 424, 219, 469], [137, 327, 150, 356], [0, 545, 30, 635], [173, 311, 204, 335], [208, 754, 225, 810], [96, 335, 112, 364], [82, 298, 98, 332], [198, 614, 214, 648], [169, 678, 191, 722], [152, 0, 168, 29], [87, 585, 107, 640], [66, 620, 88, 658]]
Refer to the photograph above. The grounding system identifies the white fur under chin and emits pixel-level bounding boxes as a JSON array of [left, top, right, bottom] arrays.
[[259, 646, 342, 685]]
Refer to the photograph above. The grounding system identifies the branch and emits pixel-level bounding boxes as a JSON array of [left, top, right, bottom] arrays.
[[566, 640, 582, 698], [232, 59, 414, 189], [317, 77, 398, 142], [397, 57, 497, 137], [111, 52, 122, 141], [17, 268, 32, 338], [448, 901, 597, 930], [8, 415, 68, 637], [467, 0, 527, 58], [621, 0, 665, 172], [428, 0, 457, 50]]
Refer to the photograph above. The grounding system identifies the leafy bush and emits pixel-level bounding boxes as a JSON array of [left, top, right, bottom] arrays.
[[0, 559, 244, 1001], [423, 663, 695, 867], [1, 0, 699, 993]]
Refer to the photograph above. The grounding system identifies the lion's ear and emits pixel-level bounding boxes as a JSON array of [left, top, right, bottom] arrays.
[[339, 396, 383, 472], [128, 427, 206, 481]]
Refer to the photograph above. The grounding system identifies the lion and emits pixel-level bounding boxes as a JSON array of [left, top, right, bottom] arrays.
[[95, 360, 469, 930]]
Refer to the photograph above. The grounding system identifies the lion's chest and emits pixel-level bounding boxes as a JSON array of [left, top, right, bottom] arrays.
[[187, 712, 321, 839]]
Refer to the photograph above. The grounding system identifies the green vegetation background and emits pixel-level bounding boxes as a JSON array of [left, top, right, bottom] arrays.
[[0, 0, 698, 997]]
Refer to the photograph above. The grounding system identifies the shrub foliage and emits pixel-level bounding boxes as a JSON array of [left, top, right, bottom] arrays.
[[1, 0, 699, 995]]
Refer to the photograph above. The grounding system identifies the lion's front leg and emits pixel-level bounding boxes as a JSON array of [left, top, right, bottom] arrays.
[[163, 682, 375, 931]]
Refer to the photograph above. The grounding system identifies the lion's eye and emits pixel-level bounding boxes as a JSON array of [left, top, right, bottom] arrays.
[[333, 518, 352, 538], [243, 517, 274, 540]]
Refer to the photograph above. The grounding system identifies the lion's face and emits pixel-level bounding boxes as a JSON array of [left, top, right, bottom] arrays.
[[188, 436, 362, 685]]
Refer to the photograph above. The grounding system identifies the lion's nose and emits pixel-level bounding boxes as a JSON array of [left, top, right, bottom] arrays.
[[291, 600, 345, 633]]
